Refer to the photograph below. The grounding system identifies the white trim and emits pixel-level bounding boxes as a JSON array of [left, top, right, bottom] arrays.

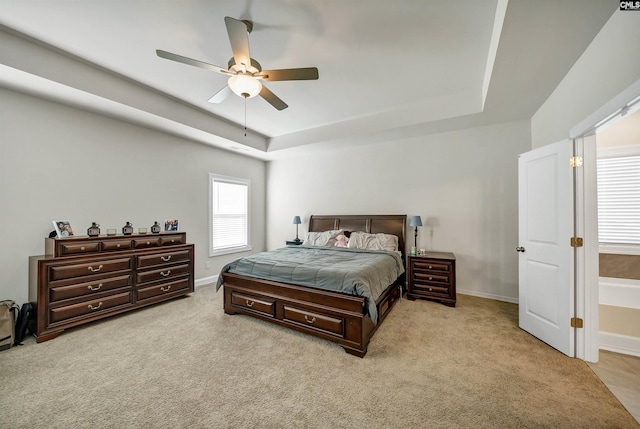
[[599, 244, 640, 255], [209, 173, 252, 257], [600, 277, 640, 309], [195, 275, 218, 288], [599, 331, 640, 358], [457, 289, 517, 304]]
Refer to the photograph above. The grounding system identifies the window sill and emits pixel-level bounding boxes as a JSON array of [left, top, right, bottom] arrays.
[[599, 244, 640, 256], [209, 245, 253, 257]]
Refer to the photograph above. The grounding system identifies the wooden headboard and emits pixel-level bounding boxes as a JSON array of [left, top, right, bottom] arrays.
[[308, 214, 407, 257]]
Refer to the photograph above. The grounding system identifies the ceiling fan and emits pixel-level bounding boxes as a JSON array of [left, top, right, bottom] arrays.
[[156, 16, 319, 111]]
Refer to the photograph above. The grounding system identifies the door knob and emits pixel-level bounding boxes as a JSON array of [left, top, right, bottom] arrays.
[[516, 246, 525, 253]]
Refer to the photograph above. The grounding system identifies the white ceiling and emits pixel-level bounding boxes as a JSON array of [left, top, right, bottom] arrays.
[[0, 0, 618, 159]]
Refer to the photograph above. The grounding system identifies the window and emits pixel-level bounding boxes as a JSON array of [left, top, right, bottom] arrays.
[[209, 173, 251, 256], [597, 153, 640, 245]]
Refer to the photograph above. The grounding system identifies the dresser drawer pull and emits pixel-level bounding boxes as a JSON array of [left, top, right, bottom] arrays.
[[116, 244, 121, 248], [161, 255, 172, 262], [146, 241, 150, 245], [429, 288, 433, 292], [160, 285, 171, 292], [87, 265, 103, 273], [87, 283, 103, 292], [246, 300, 254, 308], [429, 265, 432, 269], [171, 239, 175, 243], [81, 246, 86, 251], [429, 276, 433, 280], [304, 315, 316, 324], [160, 270, 171, 277], [88, 302, 103, 311]]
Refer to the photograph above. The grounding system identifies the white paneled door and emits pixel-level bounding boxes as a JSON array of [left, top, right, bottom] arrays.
[[518, 140, 574, 357]]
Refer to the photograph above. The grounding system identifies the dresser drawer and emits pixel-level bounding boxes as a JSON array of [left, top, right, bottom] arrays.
[[49, 292, 132, 324], [137, 249, 191, 268], [59, 241, 100, 256], [412, 271, 450, 286], [283, 305, 344, 337], [133, 237, 160, 249], [50, 274, 133, 302], [412, 260, 452, 273], [136, 264, 190, 285], [101, 240, 133, 251], [231, 291, 275, 317], [159, 234, 185, 246], [136, 278, 191, 302], [48, 257, 132, 281]]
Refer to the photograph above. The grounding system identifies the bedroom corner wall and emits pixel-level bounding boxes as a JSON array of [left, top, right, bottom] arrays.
[[0, 88, 266, 305], [265, 120, 530, 302]]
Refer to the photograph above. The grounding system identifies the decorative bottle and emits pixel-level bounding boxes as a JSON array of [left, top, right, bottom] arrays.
[[87, 222, 100, 237], [151, 221, 161, 234], [122, 222, 133, 235]]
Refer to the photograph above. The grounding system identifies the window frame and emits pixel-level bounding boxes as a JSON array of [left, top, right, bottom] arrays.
[[209, 173, 252, 257], [596, 144, 640, 254]]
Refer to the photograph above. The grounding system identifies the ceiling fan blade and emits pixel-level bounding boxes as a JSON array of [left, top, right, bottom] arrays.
[[259, 85, 288, 110], [208, 85, 232, 103], [259, 68, 319, 82], [224, 17, 251, 70], [156, 50, 229, 74]]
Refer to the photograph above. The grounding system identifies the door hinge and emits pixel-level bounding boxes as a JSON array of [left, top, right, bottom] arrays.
[[570, 156, 583, 167], [570, 237, 583, 247], [571, 317, 584, 328]]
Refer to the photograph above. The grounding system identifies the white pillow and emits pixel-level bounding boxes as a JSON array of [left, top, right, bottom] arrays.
[[347, 231, 398, 252], [303, 229, 344, 247]]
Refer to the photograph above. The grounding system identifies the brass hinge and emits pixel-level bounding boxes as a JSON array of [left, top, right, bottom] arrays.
[[571, 317, 584, 328], [570, 156, 583, 167], [570, 237, 583, 247]]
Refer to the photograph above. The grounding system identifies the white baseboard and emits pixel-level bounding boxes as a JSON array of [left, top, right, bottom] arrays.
[[457, 289, 518, 304], [599, 331, 640, 357], [195, 275, 218, 288]]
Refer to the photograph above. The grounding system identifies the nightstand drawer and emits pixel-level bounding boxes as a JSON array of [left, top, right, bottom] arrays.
[[413, 283, 450, 296], [413, 272, 450, 285], [413, 260, 452, 273]]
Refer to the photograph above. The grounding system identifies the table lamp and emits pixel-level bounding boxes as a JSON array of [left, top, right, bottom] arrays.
[[292, 216, 302, 243], [409, 215, 422, 249]]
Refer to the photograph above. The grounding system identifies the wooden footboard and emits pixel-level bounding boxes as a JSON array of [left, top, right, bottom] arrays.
[[222, 272, 401, 357]]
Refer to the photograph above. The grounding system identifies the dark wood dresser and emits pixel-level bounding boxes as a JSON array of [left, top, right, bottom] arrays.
[[29, 232, 194, 342], [407, 251, 456, 307]]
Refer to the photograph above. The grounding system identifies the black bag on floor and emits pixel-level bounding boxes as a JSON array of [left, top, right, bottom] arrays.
[[0, 300, 19, 351], [14, 303, 34, 345]]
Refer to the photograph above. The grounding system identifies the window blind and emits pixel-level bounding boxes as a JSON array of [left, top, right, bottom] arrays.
[[597, 155, 640, 244], [210, 174, 250, 255]]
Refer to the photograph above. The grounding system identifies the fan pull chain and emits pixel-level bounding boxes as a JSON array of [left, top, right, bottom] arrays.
[[244, 96, 247, 137]]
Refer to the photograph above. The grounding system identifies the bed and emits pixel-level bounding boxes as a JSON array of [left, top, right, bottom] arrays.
[[218, 214, 406, 357]]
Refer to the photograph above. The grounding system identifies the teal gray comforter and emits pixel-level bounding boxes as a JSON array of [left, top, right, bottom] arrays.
[[216, 246, 405, 323]]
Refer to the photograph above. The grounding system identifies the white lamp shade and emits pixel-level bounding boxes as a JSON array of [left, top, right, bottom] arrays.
[[228, 74, 262, 98]]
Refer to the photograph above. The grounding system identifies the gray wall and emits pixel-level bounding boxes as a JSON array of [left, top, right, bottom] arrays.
[[0, 88, 266, 305], [266, 120, 531, 302]]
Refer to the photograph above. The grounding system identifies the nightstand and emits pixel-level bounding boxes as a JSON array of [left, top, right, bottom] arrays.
[[286, 240, 303, 245], [407, 251, 456, 307]]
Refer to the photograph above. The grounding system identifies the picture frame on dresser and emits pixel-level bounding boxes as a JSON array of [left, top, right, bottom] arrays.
[[53, 220, 74, 238]]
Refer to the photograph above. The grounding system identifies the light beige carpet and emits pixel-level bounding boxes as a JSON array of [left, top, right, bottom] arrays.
[[1, 285, 637, 429]]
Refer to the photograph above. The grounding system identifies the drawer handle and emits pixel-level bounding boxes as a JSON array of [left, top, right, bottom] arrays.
[[304, 315, 316, 324], [429, 276, 433, 280], [146, 241, 150, 245], [81, 246, 86, 251], [171, 239, 175, 243], [87, 283, 103, 292], [246, 300, 254, 308], [160, 270, 171, 277], [160, 285, 171, 292], [161, 255, 172, 262], [88, 302, 103, 311], [116, 244, 121, 248], [87, 264, 103, 272], [429, 288, 433, 292]]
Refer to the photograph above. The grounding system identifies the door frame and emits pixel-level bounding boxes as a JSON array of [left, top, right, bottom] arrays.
[[569, 78, 640, 363]]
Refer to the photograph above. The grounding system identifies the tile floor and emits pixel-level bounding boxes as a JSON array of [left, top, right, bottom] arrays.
[[588, 350, 640, 424]]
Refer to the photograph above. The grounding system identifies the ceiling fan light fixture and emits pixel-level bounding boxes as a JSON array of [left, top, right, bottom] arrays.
[[228, 74, 262, 98]]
